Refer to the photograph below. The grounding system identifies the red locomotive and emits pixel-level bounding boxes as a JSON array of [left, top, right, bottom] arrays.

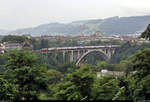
[[40, 48, 48, 51]]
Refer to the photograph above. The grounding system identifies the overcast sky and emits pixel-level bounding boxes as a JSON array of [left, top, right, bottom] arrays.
[[0, 0, 150, 30]]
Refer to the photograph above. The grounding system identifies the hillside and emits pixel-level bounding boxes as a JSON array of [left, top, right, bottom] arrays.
[[4, 15, 150, 36], [0, 29, 9, 35]]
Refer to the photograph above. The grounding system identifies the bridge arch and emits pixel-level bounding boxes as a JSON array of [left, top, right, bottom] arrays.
[[76, 49, 110, 66]]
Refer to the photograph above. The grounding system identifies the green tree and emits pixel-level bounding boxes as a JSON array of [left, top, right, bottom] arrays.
[[55, 81, 81, 100], [112, 75, 132, 100], [30, 38, 41, 50], [2, 35, 28, 43], [132, 48, 150, 79], [71, 65, 95, 99], [133, 75, 150, 100], [40, 39, 49, 48], [94, 75, 119, 100], [56, 63, 77, 74], [0, 54, 7, 72], [3, 49, 49, 100], [128, 48, 150, 100], [96, 61, 109, 71], [6, 49, 37, 69], [141, 24, 150, 40], [46, 69, 63, 85], [55, 65, 96, 100], [112, 60, 133, 74], [112, 87, 126, 100], [0, 78, 17, 100], [12, 66, 48, 100]]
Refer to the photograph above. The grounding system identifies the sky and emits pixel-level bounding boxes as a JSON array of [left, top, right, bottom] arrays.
[[0, 0, 150, 30]]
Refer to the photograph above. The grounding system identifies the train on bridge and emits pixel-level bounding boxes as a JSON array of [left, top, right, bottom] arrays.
[[40, 45, 120, 66], [40, 45, 120, 52]]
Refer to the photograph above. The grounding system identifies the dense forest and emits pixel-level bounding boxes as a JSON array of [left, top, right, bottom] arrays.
[[0, 46, 150, 100], [0, 25, 150, 100]]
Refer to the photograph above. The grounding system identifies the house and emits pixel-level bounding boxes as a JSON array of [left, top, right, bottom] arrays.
[[97, 69, 124, 78], [0, 42, 23, 52], [121, 36, 140, 42], [22, 34, 32, 39]]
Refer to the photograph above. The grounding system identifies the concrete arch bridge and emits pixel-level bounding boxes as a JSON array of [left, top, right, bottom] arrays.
[[40, 45, 120, 66]]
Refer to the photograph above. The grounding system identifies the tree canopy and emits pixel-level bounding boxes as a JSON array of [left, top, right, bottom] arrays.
[[141, 24, 150, 40]]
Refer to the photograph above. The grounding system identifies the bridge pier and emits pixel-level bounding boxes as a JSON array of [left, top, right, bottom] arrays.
[[77, 50, 80, 59], [107, 49, 112, 59], [63, 51, 66, 62], [70, 50, 74, 62]]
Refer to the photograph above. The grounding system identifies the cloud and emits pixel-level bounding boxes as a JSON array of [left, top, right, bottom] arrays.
[[0, 0, 150, 30]]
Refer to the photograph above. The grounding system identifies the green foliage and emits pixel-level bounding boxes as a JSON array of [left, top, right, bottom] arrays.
[[111, 42, 150, 63], [46, 69, 63, 84], [132, 48, 150, 72], [141, 24, 150, 40], [82, 51, 107, 65], [115, 49, 150, 100], [96, 61, 109, 71], [95, 60, 133, 73], [40, 39, 49, 48], [124, 48, 150, 100], [55, 65, 96, 100], [1, 49, 49, 100], [62, 40, 79, 47], [0, 78, 17, 100], [55, 81, 81, 100], [11, 66, 48, 100], [113, 87, 126, 100], [112, 60, 133, 74], [94, 75, 119, 100], [1, 35, 51, 50], [30, 38, 41, 50], [71, 65, 95, 99], [86, 40, 102, 46], [131, 48, 150, 84], [37, 53, 59, 69], [6, 49, 37, 69], [0, 35, 150, 100], [2, 35, 28, 43], [0, 54, 7, 65], [112, 75, 132, 100], [85, 40, 121, 46], [56, 63, 77, 74], [132, 75, 150, 100], [0, 54, 7, 72]]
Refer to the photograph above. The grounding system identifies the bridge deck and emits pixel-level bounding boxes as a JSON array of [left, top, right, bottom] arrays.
[[46, 45, 120, 51]]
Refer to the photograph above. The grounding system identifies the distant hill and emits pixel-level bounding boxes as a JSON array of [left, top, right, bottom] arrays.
[[0, 29, 9, 35], [4, 15, 150, 36]]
